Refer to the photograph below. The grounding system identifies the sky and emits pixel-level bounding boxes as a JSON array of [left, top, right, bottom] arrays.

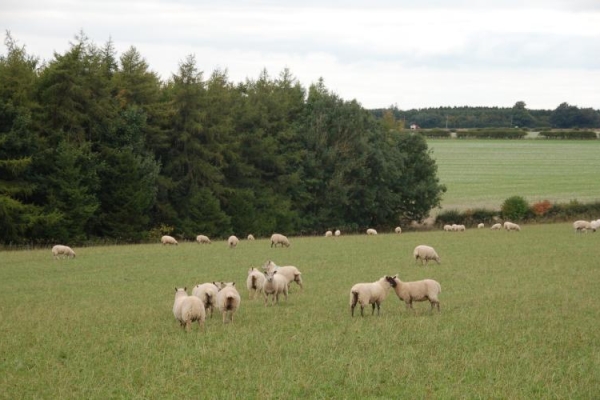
[[1, 0, 599, 110]]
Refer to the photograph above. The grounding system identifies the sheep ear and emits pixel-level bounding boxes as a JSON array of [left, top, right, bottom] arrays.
[[232, 282, 236, 286], [174, 287, 177, 292], [184, 287, 187, 291], [273, 270, 277, 275]]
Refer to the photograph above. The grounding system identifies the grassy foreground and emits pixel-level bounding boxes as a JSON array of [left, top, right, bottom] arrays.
[[428, 140, 600, 211], [1, 224, 599, 399]]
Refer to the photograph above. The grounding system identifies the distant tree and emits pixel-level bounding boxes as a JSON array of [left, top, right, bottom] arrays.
[[550, 102, 599, 129], [511, 101, 535, 128]]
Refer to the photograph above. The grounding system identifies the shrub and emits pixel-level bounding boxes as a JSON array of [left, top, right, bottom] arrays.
[[148, 224, 174, 242], [531, 200, 553, 216], [435, 209, 463, 226], [501, 196, 530, 221]]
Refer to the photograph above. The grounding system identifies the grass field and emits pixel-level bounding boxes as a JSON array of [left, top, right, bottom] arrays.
[[428, 140, 600, 212], [2, 224, 600, 399]]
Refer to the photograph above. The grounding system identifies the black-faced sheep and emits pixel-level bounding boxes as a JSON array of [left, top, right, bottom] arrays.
[[349, 275, 396, 317], [386, 275, 441, 312]]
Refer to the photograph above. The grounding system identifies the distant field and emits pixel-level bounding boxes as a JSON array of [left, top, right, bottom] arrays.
[[428, 140, 600, 212], [1, 225, 599, 398]]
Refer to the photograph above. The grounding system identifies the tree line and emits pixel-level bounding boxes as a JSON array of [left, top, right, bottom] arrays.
[[0, 32, 446, 245]]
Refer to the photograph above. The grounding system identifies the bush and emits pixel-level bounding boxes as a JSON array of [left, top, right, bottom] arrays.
[[501, 196, 530, 221], [456, 129, 527, 139], [538, 131, 597, 140], [531, 200, 552, 216]]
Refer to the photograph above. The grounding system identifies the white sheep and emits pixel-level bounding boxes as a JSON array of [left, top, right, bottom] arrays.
[[334, 230, 341, 237], [591, 221, 600, 231], [191, 283, 220, 318], [573, 220, 595, 233], [196, 235, 211, 244], [262, 269, 289, 306], [51, 245, 76, 259], [246, 267, 266, 300], [413, 245, 441, 266], [394, 226, 402, 234], [443, 225, 452, 232], [228, 235, 239, 248], [263, 260, 303, 291], [325, 230, 333, 237], [349, 275, 396, 317], [161, 235, 178, 245], [215, 282, 241, 323], [173, 287, 206, 332], [477, 223, 484, 229], [247, 234, 255, 241], [491, 223, 502, 230], [451, 224, 459, 231], [387, 275, 441, 312], [503, 221, 521, 231], [270, 233, 290, 248], [366, 228, 378, 235], [457, 224, 466, 232]]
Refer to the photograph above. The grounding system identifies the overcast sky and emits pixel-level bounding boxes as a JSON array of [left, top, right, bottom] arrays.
[[2, 0, 599, 110]]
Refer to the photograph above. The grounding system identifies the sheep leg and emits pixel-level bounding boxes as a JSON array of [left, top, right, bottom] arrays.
[[360, 305, 365, 317], [376, 302, 381, 316], [198, 319, 204, 331], [185, 320, 191, 332]]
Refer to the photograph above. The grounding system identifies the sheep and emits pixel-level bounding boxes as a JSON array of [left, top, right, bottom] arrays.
[[196, 235, 211, 244], [262, 260, 303, 291], [270, 233, 290, 248], [443, 225, 452, 232], [51, 245, 76, 259], [591, 221, 600, 231], [173, 287, 206, 332], [349, 275, 396, 317], [246, 267, 266, 300], [491, 223, 502, 230], [161, 235, 178, 245], [325, 230, 333, 237], [215, 282, 241, 324], [247, 234, 255, 241], [413, 245, 441, 266], [191, 283, 220, 318], [262, 269, 289, 306], [504, 221, 521, 232], [394, 226, 402, 234], [334, 230, 341, 237], [451, 224, 459, 231], [457, 224, 466, 232], [366, 228, 378, 235], [477, 223, 485, 229], [386, 275, 441, 312], [573, 220, 596, 233], [228, 235, 239, 248]]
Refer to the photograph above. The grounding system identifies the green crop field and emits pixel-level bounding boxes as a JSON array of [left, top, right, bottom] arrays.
[[428, 140, 600, 212], [2, 225, 599, 399]]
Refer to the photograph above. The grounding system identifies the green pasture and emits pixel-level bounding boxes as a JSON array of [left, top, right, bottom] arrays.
[[428, 140, 600, 212], [1, 224, 599, 399]]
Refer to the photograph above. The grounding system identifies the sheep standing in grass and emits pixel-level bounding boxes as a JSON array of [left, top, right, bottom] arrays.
[[270, 233, 290, 248], [262, 269, 289, 306], [413, 245, 441, 266], [591, 221, 600, 231], [246, 267, 266, 300], [334, 230, 341, 237], [504, 222, 521, 231], [443, 225, 452, 232], [247, 234, 255, 241], [491, 223, 502, 230], [161, 235, 178, 245], [457, 224, 466, 232], [52, 245, 76, 259], [192, 283, 220, 318], [349, 275, 396, 317], [325, 230, 333, 237], [216, 283, 241, 324], [366, 228, 377, 235], [173, 287, 206, 332], [394, 226, 402, 234], [477, 223, 484, 229], [196, 235, 211, 244], [386, 275, 441, 312], [573, 220, 595, 233], [228, 235, 239, 248], [263, 260, 303, 291]]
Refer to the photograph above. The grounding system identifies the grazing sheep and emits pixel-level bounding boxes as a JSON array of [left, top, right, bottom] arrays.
[[491, 223, 502, 230], [366, 228, 378, 235], [196, 235, 211, 244], [325, 230, 333, 237], [216, 282, 241, 324], [504, 222, 521, 232], [173, 287, 206, 332], [246, 267, 266, 300], [228, 235, 239, 248], [262, 270, 289, 306], [334, 230, 341, 237], [161, 235, 178, 245], [477, 223, 485, 229], [443, 225, 452, 232], [457, 224, 466, 232], [263, 260, 303, 291], [573, 220, 595, 233], [394, 226, 402, 234], [247, 234, 255, 241], [386, 275, 441, 312], [51, 245, 76, 259], [191, 283, 220, 318], [591, 221, 600, 231], [270, 233, 290, 248], [349, 275, 396, 317], [413, 245, 441, 266]]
